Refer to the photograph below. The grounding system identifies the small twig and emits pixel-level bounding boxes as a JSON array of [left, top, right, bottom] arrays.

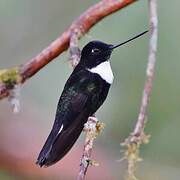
[[68, 30, 102, 180], [77, 116, 105, 180], [0, 0, 137, 100], [121, 0, 158, 179], [131, 0, 158, 148], [69, 30, 81, 68]]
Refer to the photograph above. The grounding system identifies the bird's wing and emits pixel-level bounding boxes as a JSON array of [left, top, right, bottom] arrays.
[[37, 70, 97, 166]]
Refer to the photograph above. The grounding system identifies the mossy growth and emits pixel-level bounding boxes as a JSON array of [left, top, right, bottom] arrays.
[[0, 67, 21, 88], [121, 132, 151, 180]]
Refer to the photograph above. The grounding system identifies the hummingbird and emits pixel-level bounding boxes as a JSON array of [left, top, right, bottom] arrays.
[[36, 30, 148, 167]]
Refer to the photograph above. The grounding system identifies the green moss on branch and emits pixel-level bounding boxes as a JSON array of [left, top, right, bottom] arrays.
[[0, 67, 21, 88]]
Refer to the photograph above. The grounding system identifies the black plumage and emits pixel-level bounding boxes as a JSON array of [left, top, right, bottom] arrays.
[[37, 41, 112, 167]]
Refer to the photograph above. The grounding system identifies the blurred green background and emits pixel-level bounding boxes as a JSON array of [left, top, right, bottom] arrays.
[[0, 0, 180, 180]]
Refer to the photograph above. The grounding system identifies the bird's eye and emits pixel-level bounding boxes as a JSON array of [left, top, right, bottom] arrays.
[[91, 48, 100, 53]]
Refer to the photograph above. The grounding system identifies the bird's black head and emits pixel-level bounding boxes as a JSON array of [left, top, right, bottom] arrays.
[[80, 41, 113, 69], [79, 30, 148, 69]]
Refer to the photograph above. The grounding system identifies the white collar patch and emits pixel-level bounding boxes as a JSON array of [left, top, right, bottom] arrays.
[[88, 61, 114, 84]]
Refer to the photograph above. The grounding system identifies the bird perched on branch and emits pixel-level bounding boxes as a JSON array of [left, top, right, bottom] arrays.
[[36, 30, 148, 167]]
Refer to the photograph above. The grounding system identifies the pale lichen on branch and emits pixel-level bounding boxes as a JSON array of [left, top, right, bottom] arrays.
[[77, 116, 105, 180], [69, 29, 81, 68]]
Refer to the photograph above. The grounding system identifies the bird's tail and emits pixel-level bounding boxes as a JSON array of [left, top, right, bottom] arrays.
[[36, 110, 90, 167]]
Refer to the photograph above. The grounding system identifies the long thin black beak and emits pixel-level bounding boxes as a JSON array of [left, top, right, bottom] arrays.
[[110, 30, 148, 50]]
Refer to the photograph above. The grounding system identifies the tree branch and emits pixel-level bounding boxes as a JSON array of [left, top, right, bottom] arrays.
[[132, 0, 158, 138], [0, 0, 137, 100], [121, 0, 158, 179]]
